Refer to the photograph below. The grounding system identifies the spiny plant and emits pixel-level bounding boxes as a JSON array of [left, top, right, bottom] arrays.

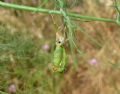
[[0, 0, 120, 73]]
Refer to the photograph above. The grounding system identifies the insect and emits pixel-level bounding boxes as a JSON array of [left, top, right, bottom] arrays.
[[52, 32, 68, 73]]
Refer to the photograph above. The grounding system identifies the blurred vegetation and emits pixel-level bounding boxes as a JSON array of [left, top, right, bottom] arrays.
[[0, 0, 120, 94]]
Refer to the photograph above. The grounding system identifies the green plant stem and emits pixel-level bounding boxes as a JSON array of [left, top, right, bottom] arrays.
[[0, 91, 8, 94], [0, 1, 116, 23]]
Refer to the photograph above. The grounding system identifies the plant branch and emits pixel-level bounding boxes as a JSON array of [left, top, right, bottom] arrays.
[[0, 1, 116, 23]]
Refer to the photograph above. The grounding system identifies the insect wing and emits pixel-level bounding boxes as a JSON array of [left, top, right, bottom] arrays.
[[53, 46, 63, 67]]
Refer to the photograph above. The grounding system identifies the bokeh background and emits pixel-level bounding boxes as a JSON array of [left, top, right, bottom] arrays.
[[0, 0, 120, 94]]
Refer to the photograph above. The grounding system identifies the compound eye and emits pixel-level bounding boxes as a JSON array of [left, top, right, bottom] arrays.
[[56, 37, 64, 45], [56, 40, 62, 46], [58, 41, 61, 44], [56, 39, 61, 43]]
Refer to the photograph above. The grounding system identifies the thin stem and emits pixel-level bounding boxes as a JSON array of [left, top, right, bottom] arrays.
[[0, 1, 116, 23], [0, 91, 8, 94]]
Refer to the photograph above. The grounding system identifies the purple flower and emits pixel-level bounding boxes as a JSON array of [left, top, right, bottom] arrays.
[[8, 84, 16, 93], [88, 58, 99, 66], [32, 0, 37, 4], [42, 44, 50, 52]]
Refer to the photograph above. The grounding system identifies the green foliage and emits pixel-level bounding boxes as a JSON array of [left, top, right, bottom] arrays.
[[0, 26, 57, 94]]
